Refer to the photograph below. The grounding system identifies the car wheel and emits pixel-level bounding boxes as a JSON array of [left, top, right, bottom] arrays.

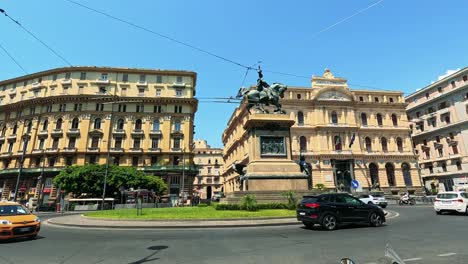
[[321, 214, 337, 231], [436, 211, 441, 215], [398, 200, 403, 206], [303, 222, 314, 229], [28, 235, 37, 240], [369, 212, 383, 227], [381, 205, 387, 209], [367, 201, 374, 205], [465, 207, 468, 216]]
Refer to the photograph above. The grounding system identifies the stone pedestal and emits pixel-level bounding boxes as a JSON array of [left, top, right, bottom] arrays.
[[241, 114, 309, 191]]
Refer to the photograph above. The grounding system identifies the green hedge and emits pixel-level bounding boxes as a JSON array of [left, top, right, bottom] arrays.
[[215, 203, 292, 211], [197, 204, 209, 207]]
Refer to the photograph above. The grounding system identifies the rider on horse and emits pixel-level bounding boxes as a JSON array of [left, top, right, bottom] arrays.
[[256, 68, 272, 102]]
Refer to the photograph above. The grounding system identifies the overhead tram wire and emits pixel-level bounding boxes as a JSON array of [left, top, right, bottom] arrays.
[[0, 42, 28, 75], [0, 9, 73, 66]]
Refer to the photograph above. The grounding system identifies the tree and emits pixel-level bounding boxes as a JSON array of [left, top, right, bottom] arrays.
[[53, 165, 168, 197]]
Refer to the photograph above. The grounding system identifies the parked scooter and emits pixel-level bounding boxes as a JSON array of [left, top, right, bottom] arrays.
[[340, 243, 406, 264]]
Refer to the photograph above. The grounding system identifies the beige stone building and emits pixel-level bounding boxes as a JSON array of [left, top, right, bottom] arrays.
[[406, 67, 468, 192], [223, 69, 422, 194], [0, 66, 198, 203], [193, 140, 224, 199]]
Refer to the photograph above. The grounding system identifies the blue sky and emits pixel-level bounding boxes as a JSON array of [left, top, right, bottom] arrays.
[[1, 0, 468, 147]]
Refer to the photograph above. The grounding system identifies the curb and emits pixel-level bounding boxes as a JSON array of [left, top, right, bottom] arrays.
[[80, 215, 296, 222]]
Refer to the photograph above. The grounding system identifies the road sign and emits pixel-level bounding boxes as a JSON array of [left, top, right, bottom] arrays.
[[351, 179, 360, 189]]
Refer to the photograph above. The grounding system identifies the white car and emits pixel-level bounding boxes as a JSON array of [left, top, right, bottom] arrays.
[[434, 191, 468, 215], [358, 194, 388, 208]]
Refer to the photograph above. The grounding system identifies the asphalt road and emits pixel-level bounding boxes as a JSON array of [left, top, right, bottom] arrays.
[[1, 206, 467, 264]]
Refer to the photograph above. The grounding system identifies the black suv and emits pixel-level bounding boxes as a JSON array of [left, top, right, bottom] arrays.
[[297, 193, 386, 230]]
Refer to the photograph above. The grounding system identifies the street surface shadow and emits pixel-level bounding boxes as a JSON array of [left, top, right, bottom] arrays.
[[0, 235, 45, 244], [128, 245, 169, 264], [300, 223, 387, 231]]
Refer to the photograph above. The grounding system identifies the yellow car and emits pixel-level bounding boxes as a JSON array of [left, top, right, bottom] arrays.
[[0, 201, 41, 240]]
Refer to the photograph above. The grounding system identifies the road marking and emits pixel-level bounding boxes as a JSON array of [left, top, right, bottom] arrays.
[[438, 253, 456, 257], [403, 257, 422, 262]]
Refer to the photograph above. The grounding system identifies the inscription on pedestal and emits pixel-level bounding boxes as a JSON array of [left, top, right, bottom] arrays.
[[260, 136, 286, 157]]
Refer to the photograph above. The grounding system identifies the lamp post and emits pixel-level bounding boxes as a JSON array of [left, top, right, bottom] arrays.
[[13, 134, 30, 201]]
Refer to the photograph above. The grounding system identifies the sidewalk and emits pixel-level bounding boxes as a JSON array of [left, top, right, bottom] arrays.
[[46, 210, 398, 229]]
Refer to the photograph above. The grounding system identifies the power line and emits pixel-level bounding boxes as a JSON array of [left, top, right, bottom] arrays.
[[0, 8, 73, 66], [0, 42, 28, 74]]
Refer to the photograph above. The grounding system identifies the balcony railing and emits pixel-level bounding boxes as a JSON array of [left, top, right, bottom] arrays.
[[38, 130, 48, 136], [0, 136, 5, 141], [129, 148, 142, 152], [109, 147, 124, 153], [94, 79, 110, 84], [32, 149, 44, 154], [61, 79, 72, 85], [45, 148, 59, 153], [131, 129, 144, 136], [172, 82, 186, 88], [51, 129, 63, 136], [62, 147, 77, 153], [7, 135, 16, 140], [434, 142, 443, 148], [147, 148, 161, 153], [150, 130, 162, 136], [112, 129, 125, 135], [87, 147, 99, 152], [67, 128, 80, 135]]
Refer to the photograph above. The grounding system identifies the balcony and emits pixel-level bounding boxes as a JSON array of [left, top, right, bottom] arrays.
[[32, 149, 44, 154], [66, 128, 80, 136], [0, 152, 12, 157], [51, 129, 63, 137], [172, 82, 186, 88], [136, 81, 148, 87], [147, 148, 161, 153], [8, 89, 16, 95], [38, 130, 48, 137], [45, 148, 59, 153], [87, 147, 99, 152], [112, 129, 126, 136], [109, 147, 124, 153], [149, 130, 162, 136], [0, 135, 4, 142], [433, 142, 443, 149], [447, 138, 458, 146], [62, 147, 77, 153], [31, 82, 46, 89], [131, 129, 144, 136], [129, 148, 142, 153], [171, 130, 184, 136], [7, 135, 16, 140], [93, 79, 110, 84], [61, 79, 72, 85], [421, 145, 430, 150]]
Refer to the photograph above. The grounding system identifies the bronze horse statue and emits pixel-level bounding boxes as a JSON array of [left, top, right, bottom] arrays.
[[242, 83, 287, 114]]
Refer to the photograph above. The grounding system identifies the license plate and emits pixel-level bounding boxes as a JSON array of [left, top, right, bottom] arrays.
[[299, 212, 306, 216], [18, 227, 32, 232], [442, 201, 451, 204]]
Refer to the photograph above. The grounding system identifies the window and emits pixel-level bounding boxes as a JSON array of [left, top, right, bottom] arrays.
[[444, 115, 451, 124], [136, 105, 144, 113], [152, 121, 160, 131], [389, 97, 394, 103], [71, 118, 79, 129], [33, 90, 39, 97], [173, 138, 181, 149], [428, 164, 434, 174], [402, 163, 412, 186], [56, 118, 63, 130], [359, 96, 364, 102], [299, 136, 307, 151], [391, 114, 398, 126], [297, 111, 304, 125], [385, 163, 395, 186], [122, 73, 128, 82], [376, 113, 383, 126], [100, 73, 108, 80], [48, 157, 56, 167], [425, 92, 429, 99], [91, 137, 99, 148], [63, 86, 69, 95], [374, 97, 379, 102], [117, 119, 124, 130], [438, 87, 443, 93], [68, 137, 76, 148], [29, 107, 35, 115], [133, 139, 141, 149], [78, 85, 84, 94], [132, 156, 139, 166], [437, 148, 443, 157], [456, 161, 462, 170], [35, 157, 42, 167], [173, 156, 180, 165], [331, 111, 338, 124], [156, 89, 161, 97], [208, 167, 212, 174], [452, 145, 459, 155], [151, 156, 158, 165], [89, 155, 97, 164], [334, 135, 342, 151], [66, 157, 73, 166], [118, 104, 126, 112], [12, 123, 17, 134], [94, 118, 101, 129], [416, 111, 420, 118], [174, 105, 182, 113], [441, 162, 447, 172], [396, 137, 403, 152], [463, 75, 468, 82], [365, 137, 372, 152], [42, 119, 48, 131], [139, 74, 146, 83], [439, 101, 447, 109], [113, 156, 120, 165], [114, 138, 122, 149], [176, 89, 182, 97], [176, 76, 183, 83], [74, 103, 82, 111], [151, 138, 159, 149], [450, 81, 455, 88], [80, 72, 86, 80], [174, 121, 181, 131], [53, 74, 58, 81], [23, 80, 27, 87], [424, 149, 430, 159], [361, 113, 368, 126], [0, 126, 5, 136], [59, 104, 66, 112], [154, 105, 162, 113], [381, 137, 388, 152], [138, 88, 145, 96], [8, 142, 14, 153], [296, 94, 302, 99], [52, 138, 59, 149], [369, 163, 379, 186], [156, 76, 162, 83], [99, 87, 107, 94], [96, 103, 104, 111], [135, 119, 142, 130], [121, 87, 127, 96]]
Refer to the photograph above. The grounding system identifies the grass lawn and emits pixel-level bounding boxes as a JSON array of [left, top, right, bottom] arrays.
[[84, 206, 296, 220]]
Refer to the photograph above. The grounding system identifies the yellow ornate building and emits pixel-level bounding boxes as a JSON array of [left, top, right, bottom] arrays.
[[193, 140, 224, 199], [223, 69, 422, 194], [0, 66, 198, 203]]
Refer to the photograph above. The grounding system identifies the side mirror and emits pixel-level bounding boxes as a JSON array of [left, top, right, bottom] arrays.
[[340, 258, 356, 264]]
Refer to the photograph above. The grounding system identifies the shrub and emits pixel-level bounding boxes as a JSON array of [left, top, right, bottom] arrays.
[[315, 183, 325, 191], [197, 204, 208, 207], [257, 203, 289, 210], [240, 194, 258, 211], [282, 190, 298, 210], [215, 203, 289, 211]]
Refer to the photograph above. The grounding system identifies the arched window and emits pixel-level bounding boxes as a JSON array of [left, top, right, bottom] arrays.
[[376, 113, 383, 126], [402, 163, 412, 186], [93, 118, 101, 129], [391, 114, 398, 126], [135, 119, 142, 130], [369, 163, 379, 186], [381, 137, 388, 152], [152, 121, 160, 131], [117, 119, 124, 130], [12, 123, 18, 134], [26, 120, 32, 133], [56, 118, 63, 130], [396, 137, 403, 152], [365, 137, 372, 152], [361, 113, 368, 126], [71, 118, 79, 129], [385, 163, 396, 187], [331, 111, 338, 124], [334, 135, 342, 151], [297, 111, 304, 125], [1, 126, 5, 136], [174, 121, 181, 131], [42, 119, 48, 131], [299, 136, 307, 151]]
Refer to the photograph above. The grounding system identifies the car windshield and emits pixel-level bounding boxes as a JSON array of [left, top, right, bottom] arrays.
[[437, 194, 458, 199], [0, 205, 30, 216]]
